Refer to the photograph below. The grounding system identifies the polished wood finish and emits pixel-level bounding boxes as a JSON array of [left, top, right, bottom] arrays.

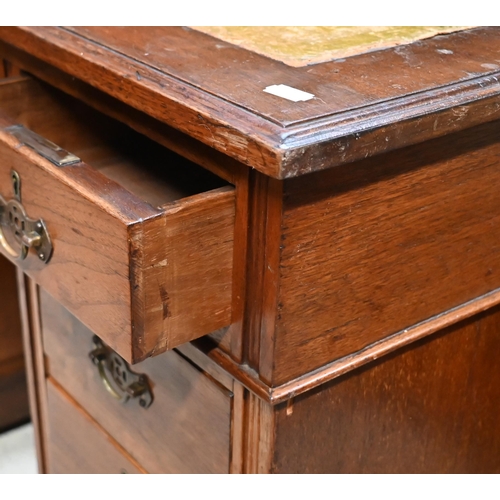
[[46, 380, 145, 474], [270, 120, 500, 384], [1, 27, 500, 474], [0, 255, 28, 430], [41, 289, 233, 474], [271, 306, 500, 473], [0, 76, 235, 363], [0, 27, 499, 178]]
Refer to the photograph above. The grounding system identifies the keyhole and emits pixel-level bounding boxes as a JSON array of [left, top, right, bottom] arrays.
[[11, 171, 21, 198]]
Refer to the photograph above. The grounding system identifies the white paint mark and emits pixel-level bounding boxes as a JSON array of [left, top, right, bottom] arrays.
[[151, 259, 168, 268], [437, 49, 454, 55], [263, 84, 315, 102], [482, 63, 500, 70]]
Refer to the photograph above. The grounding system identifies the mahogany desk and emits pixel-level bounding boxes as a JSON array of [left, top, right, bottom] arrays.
[[0, 26, 499, 473]]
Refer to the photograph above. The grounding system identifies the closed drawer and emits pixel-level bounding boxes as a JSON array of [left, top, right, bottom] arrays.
[[41, 289, 233, 474], [46, 380, 145, 474], [0, 76, 235, 363]]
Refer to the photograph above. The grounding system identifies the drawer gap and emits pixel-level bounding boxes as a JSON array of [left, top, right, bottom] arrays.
[[0, 76, 230, 209]]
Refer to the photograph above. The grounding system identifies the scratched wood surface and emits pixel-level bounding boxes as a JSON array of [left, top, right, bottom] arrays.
[[129, 187, 235, 361], [0, 76, 235, 363], [271, 306, 500, 473], [266, 119, 500, 384], [0, 27, 499, 178], [193, 27, 471, 66]]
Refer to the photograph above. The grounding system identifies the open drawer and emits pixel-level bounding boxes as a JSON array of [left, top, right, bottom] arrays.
[[0, 76, 235, 363]]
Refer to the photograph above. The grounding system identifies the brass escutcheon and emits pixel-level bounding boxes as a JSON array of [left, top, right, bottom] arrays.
[[0, 170, 53, 263]]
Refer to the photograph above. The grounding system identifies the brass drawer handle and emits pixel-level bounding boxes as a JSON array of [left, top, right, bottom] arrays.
[[89, 336, 153, 409], [0, 170, 53, 263]]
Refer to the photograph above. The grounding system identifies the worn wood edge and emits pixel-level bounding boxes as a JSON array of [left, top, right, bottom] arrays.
[[0, 41, 243, 185], [193, 287, 500, 405], [46, 376, 148, 474], [0, 120, 159, 224], [2, 27, 499, 179], [0, 28, 284, 177], [280, 77, 500, 177], [128, 186, 235, 362], [159, 184, 234, 213]]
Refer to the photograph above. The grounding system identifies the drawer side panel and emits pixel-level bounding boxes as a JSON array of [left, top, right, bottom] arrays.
[[130, 187, 235, 360], [274, 120, 500, 384]]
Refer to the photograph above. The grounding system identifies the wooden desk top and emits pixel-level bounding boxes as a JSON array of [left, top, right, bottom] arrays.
[[0, 26, 499, 178]]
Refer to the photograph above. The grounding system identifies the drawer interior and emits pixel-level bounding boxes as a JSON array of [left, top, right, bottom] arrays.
[[0, 76, 229, 208], [0, 75, 235, 363]]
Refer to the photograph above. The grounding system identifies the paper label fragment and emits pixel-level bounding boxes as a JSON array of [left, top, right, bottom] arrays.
[[263, 84, 315, 102]]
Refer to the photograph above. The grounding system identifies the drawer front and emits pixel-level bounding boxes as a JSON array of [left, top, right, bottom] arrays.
[[41, 289, 233, 474], [0, 77, 235, 363], [46, 380, 145, 474]]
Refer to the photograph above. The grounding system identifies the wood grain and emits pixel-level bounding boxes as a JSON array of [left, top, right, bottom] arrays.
[[46, 379, 145, 474], [270, 119, 500, 384], [272, 306, 500, 473], [41, 289, 233, 474], [0, 47, 243, 185], [0, 76, 235, 363], [243, 172, 283, 373], [243, 390, 275, 474], [186, 279, 500, 404], [129, 186, 235, 361], [0, 27, 499, 177]]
